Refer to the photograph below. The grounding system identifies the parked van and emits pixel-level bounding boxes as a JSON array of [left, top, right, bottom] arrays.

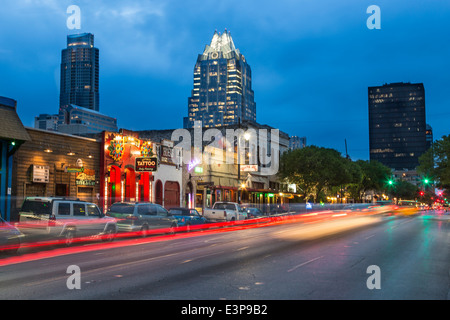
[[18, 197, 117, 246]]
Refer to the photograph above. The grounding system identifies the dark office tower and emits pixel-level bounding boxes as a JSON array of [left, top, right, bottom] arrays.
[[60, 33, 99, 112], [183, 30, 256, 128], [368, 82, 427, 170]]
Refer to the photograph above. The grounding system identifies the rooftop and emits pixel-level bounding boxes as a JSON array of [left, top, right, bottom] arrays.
[[201, 29, 241, 59]]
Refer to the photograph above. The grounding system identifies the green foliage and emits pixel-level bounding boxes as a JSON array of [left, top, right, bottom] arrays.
[[387, 180, 420, 200], [418, 135, 450, 189], [279, 146, 390, 202]]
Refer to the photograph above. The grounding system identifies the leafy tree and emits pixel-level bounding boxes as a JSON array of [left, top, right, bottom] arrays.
[[387, 180, 420, 200], [355, 160, 392, 197], [418, 135, 450, 190], [279, 146, 357, 202]]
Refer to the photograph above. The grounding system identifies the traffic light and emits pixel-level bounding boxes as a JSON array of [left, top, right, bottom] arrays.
[[419, 191, 424, 196]]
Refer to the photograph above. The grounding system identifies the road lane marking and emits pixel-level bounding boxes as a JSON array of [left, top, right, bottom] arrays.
[[287, 256, 324, 273]]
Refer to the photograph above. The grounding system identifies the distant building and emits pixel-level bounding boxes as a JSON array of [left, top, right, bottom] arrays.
[[60, 33, 99, 112], [34, 114, 59, 131], [184, 30, 256, 128], [55, 33, 117, 135], [368, 82, 427, 170], [289, 136, 306, 150], [426, 124, 433, 150], [57, 104, 118, 135]]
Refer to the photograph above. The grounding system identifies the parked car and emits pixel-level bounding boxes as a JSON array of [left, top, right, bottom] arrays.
[[244, 207, 265, 219], [168, 207, 207, 231], [107, 202, 178, 236], [18, 197, 117, 246], [203, 202, 247, 222], [0, 216, 23, 254]]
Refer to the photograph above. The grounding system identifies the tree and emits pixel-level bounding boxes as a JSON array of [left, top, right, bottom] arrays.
[[388, 180, 420, 200], [418, 135, 450, 190], [355, 160, 392, 199], [279, 146, 357, 202]]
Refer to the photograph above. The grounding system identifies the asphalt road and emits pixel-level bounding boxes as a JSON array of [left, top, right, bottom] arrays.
[[0, 211, 449, 300]]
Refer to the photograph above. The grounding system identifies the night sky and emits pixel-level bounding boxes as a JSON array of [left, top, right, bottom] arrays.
[[1, 0, 449, 161]]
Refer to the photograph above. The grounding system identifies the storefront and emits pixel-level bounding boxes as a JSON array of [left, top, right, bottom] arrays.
[[11, 127, 101, 220], [151, 139, 183, 209], [100, 130, 182, 211]]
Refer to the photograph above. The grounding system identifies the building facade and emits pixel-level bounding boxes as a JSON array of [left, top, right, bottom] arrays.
[[100, 130, 182, 213], [289, 136, 306, 150], [34, 114, 59, 131], [368, 82, 427, 170], [11, 128, 101, 221], [60, 33, 99, 112], [57, 33, 117, 135], [184, 30, 256, 129], [58, 104, 118, 135], [0, 97, 30, 221], [138, 121, 291, 213]]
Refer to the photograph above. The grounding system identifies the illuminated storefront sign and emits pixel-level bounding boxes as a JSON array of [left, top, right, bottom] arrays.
[[135, 157, 158, 172], [194, 166, 203, 173], [76, 168, 96, 186], [188, 158, 201, 172], [240, 165, 258, 172]]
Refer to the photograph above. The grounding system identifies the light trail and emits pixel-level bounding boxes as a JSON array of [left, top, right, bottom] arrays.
[[0, 206, 410, 267]]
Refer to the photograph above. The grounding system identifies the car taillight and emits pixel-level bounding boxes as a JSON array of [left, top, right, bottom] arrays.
[[49, 215, 56, 227]]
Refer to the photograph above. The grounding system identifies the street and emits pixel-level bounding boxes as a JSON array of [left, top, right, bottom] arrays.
[[0, 210, 449, 300]]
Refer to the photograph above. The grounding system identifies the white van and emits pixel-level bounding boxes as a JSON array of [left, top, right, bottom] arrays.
[[19, 197, 117, 246]]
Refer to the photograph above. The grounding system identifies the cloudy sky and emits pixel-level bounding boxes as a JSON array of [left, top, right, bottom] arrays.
[[1, 0, 449, 160]]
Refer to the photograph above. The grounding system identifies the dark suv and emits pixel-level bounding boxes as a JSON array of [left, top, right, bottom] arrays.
[[107, 202, 178, 236]]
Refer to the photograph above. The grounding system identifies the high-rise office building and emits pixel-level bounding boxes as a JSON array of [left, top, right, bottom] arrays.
[[60, 33, 99, 112], [289, 136, 307, 150], [184, 30, 256, 128], [368, 82, 427, 170]]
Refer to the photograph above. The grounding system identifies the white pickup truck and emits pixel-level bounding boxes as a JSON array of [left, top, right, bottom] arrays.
[[203, 202, 247, 222]]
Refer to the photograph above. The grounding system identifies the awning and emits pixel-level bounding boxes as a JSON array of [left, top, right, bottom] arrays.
[[246, 174, 268, 184]]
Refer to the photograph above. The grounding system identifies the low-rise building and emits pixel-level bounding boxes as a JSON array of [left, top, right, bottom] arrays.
[[11, 127, 101, 221]]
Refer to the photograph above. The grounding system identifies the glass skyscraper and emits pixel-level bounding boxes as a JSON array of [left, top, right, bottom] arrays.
[[368, 82, 427, 170], [60, 33, 99, 112], [184, 30, 256, 128]]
